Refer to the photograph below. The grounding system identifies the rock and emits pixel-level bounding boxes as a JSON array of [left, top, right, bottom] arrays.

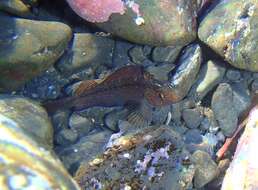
[[198, 0, 258, 71], [67, 0, 198, 46], [151, 45, 182, 64], [251, 78, 258, 92], [191, 150, 218, 188], [112, 40, 134, 68], [78, 107, 117, 128], [0, 15, 72, 91], [51, 110, 70, 132], [0, 95, 53, 148], [226, 69, 242, 82], [211, 83, 251, 137], [0, 0, 32, 17], [23, 67, 69, 100], [69, 112, 94, 137], [104, 108, 129, 131], [151, 106, 171, 125], [184, 129, 203, 145], [56, 33, 114, 76], [211, 83, 237, 137], [55, 129, 78, 146], [56, 130, 112, 174], [189, 60, 226, 101], [231, 82, 251, 115], [0, 114, 79, 190], [182, 108, 203, 129], [146, 63, 176, 82], [167, 43, 202, 101], [74, 126, 195, 190], [128, 46, 147, 64]]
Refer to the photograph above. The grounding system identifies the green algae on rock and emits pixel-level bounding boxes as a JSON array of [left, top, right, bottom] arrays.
[[0, 95, 53, 149], [0, 0, 32, 17], [67, 0, 198, 46], [198, 0, 258, 71], [0, 99, 80, 190], [0, 15, 72, 91], [75, 126, 195, 189]]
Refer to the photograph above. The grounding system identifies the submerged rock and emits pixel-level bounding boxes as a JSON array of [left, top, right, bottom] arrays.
[[75, 126, 195, 190], [0, 100, 79, 189], [0, 95, 53, 148], [66, 0, 198, 46], [198, 0, 258, 71], [211, 83, 251, 137], [57, 33, 114, 76], [189, 60, 226, 101], [0, 15, 72, 91], [0, 0, 33, 17], [167, 43, 202, 101]]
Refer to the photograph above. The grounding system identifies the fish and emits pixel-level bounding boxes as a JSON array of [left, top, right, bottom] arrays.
[[43, 65, 180, 126]]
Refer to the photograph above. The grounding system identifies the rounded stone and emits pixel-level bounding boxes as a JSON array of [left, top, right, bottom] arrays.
[[226, 69, 241, 81], [56, 129, 78, 146], [198, 0, 258, 71], [182, 108, 203, 129]]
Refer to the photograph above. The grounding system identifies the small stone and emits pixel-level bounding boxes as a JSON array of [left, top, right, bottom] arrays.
[[51, 110, 70, 132], [190, 60, 226, 101], [0, 0, 32, 17], [56, 129, 78, 146], [191, 150, 218, 188], [226, 69, 241, 82], [167, 43, 202, 101], [104, 108, 128, 131], [69, 112, 94, 137], [182, 108, 203, 129], [212, 83, 251, 137], [112, 40, 134, 68], [184, 129, 202, 144], [151, 46, 182, 63], [216, 131, 225, 142], [251, 79, 258, 92], [128, 46, 147, 64], [57, 130, 112, 173], [56, 33, 114, 76]]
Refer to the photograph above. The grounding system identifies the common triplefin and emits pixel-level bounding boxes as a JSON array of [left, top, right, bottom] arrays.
[[43, 65, 180, 114]]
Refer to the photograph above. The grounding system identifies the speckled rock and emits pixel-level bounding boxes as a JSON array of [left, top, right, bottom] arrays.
[[56, 33, 114, 76], [182, 108, 203, 129], [226, 69, 242, 82], [75, 126, 195, 190], [67, 0, 198, 46], [56, 130, 112, 174], [128, 45, 147, 64], [0, 15, 72, 91], [0, 95, 53, 149], [0, 0, 33, 17], [211, 83, 251, 137], [198, 0, 258, 71], [189, 60, 226, 101], [151, 45, 182, 64], [191, 150, 218, 188], [69, 112, 94, 137], [55, 129, 78, 146], [167, 43, 202, 101], [0, 102, 79, 189]]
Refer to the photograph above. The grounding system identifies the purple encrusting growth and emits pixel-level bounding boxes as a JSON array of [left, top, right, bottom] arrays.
[[134, 142, 171, 180]]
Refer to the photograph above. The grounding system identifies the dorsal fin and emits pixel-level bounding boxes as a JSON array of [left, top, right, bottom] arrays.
[[101, 65, 144, 86], [74, 79, 103, 96]]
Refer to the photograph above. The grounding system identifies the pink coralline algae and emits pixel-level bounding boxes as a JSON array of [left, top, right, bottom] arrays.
[[66, 0, 143, 23], [66, 0, 125, 22]]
